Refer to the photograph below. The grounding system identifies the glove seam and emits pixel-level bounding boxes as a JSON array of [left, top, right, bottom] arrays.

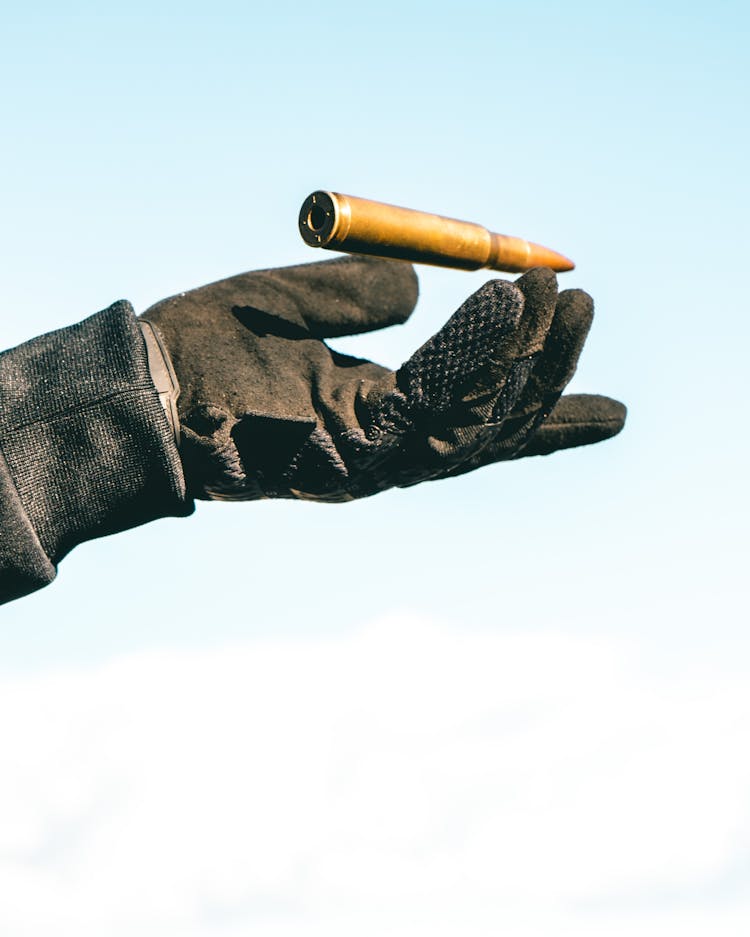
[[0, 382, 158, 435], [542, 416, 623, 429]]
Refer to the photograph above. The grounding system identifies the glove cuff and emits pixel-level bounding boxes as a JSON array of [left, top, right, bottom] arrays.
[[0, 302, 193, 602]]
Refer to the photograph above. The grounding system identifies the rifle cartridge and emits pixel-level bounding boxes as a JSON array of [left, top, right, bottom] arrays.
[[299, 191, 574, 274]]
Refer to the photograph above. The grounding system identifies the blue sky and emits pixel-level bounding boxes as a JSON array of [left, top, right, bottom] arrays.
[[1, 0, 747, 659], [0, 2, 748, 933]]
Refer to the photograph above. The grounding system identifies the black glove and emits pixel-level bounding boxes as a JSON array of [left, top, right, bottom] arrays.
[[141, 256, 625, 502]]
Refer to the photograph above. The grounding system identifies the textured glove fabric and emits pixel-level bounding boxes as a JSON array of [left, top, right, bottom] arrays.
[[142, 256, 625, 502], [0, 303, 190, 603]]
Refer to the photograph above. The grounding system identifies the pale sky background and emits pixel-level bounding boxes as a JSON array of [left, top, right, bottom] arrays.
[[0, 1, 748, 934]]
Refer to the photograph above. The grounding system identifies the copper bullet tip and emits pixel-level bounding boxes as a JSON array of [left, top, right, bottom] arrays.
[[527, 243, 575, 273]]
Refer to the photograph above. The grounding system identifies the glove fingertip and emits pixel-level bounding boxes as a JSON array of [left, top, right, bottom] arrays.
[[252, 255, 421, 338], [376, 257, 419, 327], [514, 266, 558, 305], [556, 288, 594, 328], [517, 393, 626, 457]]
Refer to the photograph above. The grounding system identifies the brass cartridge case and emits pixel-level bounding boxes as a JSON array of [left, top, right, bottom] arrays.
[[299, 191, 574, 274]]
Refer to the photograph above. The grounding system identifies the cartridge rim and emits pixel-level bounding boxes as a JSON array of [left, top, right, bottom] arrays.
[[299, 191, 339, 246]]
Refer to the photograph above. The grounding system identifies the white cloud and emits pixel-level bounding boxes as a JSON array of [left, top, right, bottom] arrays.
[[0, 614, 749, 937]]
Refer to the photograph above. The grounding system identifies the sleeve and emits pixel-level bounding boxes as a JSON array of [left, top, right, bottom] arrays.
[[0, 301, 194, 605]]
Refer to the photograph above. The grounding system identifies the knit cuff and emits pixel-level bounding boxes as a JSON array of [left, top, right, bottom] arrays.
[[0, 302, 194, 603]]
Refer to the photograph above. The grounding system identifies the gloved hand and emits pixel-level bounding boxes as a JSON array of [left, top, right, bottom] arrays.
[[141, 256, 625, 502]]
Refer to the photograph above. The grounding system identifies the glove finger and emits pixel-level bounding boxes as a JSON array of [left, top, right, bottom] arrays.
[[145, 257, 418, 338], [523, 287, 594, 404], [357, 276, 564, 489], [359, 280, 526, 488], [395, 278, 524, 416], [448, 287, 595, 466], [486, 266, 559, 423], [499, 287, 594, 419], [407, 286, 602, 481], [513, 393, 626, 457], [390, 269, 558, 483], [510, 266, 559, 357], [492, 286, 596, 438], [148, 255, 418, 338], [245, 254, 419, 338], [417, 393, 626, 483]]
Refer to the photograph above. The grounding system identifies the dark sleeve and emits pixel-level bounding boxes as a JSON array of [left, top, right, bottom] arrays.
[[0, 301, 194, 605]]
